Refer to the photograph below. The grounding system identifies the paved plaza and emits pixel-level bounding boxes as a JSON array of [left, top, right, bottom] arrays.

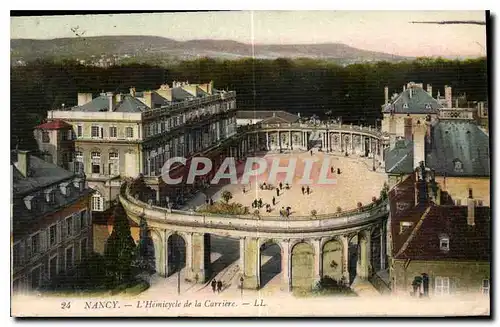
[[187, 150, 387, 216]]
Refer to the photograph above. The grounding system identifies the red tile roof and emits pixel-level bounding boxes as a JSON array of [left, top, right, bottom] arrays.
[[35, 119, 72, 130], [395, 205, 490, 261]]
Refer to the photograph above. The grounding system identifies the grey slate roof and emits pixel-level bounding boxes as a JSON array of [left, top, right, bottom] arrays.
[[426, 120, 490, 177], [236, 110, 300, 123], [385, 139, 414, 174], [71, 94, 149, 112], [12, 152, 75, 195], [383, 87, 442, 114]]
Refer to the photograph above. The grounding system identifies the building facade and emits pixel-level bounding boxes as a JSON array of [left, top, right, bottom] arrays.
[[44, 81, 237, 213], [11, 150, 94, 294]]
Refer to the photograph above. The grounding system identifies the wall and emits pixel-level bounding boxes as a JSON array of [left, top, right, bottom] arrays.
[[391, 259, 490, 296], [435, 176, 490, 206]]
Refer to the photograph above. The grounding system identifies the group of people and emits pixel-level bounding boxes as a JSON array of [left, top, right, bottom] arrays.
[[211, 279, 224, 293], [252, 198, 264, 209], [205, 198, 215, 206], [279, 206, 292, 218]]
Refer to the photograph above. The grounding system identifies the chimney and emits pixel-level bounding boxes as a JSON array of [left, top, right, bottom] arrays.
[[208, 80, 214, 95], [403, 85, 406, 92], [384, 86, 389, 105], [426, 84, 432, 97], [143, 91, 153, 108], [409, 87, 413, 99], [115, 93, 122, 103], [444, 85, 452, 108], [467, 188, 475, 226], [17, 150, 30, 177], [129, 87, 136, 97], [106, 92, 115, 112], [77, 93, 93, 106]]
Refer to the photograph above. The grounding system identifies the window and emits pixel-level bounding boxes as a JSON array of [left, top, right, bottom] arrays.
[[455, 199, 462, 206], [65, 246, 74, 270], [65, 216, 73, 237], [403, 103, 408, 109], [42, 131, 50, 143], [125, 127, 134, 138], [477, 200, 484, 207], [80, 210, 88, 230], [92, 163, 100, 174], [46, 190, 55, 204], [49, 224, 57, 246], [91, 152, 101, 159], [109, 152, 119, 160], [30, 265, 42, 290], [49, 255, 58, 280], [439, 236, 450, 251], [75, 151, 83, 161], [482, 279, 490, 295], [434, 277, 450, 295], [91, 126, 100, 138], [109, 126, 117, 138], [80, 238, 88, 260], [77, 125, 82, 137], [31, 233, 41, 255], [13, 242, 23, 268], [425, 103, 432, 110], [92, 193, 103, 211]]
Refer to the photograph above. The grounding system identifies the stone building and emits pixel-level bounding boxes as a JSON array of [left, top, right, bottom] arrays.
[[44, 81, 237, 213], [11, 150, 93, 294], [388, 169, 490, 297]]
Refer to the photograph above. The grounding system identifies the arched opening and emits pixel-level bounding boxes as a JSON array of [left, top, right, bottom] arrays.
[[259, 241, 282, 288], [348, 234, 359, 285], [208, 235, 239, 281], [291, 242, 314, 290], [371, 228, 382, 273], [167, 234, 186, 276], [322, 239, 343, 282]]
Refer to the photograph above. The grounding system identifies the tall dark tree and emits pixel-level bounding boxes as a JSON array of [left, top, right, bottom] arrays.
[[104, 202, 137, 284]]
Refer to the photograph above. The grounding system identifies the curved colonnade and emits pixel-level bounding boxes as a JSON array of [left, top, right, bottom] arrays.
[[120, 122, 390, 291]]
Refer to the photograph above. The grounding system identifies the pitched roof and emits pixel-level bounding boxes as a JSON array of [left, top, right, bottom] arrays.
[[383, 87, 442, 114], [385, 139, 414, 174], [70, 94, 150, 112], [11, 151, 75, 195], [426, 120, 490, 177], [35, 119, 73, 130], [236, 110, 300, 123], [395, 205, 490, 261]]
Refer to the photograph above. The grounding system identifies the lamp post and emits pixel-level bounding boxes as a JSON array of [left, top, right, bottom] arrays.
[[373, 119, 380, 171], [240, 276, 244, 297]]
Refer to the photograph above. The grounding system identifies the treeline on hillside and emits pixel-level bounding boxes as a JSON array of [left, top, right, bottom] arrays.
[[11, 57, 488, 151]]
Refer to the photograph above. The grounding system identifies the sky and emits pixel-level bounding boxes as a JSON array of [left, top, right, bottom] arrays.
[[10, 11, 487, 57]]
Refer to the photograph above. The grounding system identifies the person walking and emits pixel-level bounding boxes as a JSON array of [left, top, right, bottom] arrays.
[[310, 150, 313, 156], [337, 168, 341, 174], [306, 186, 310, 195], [301, 186, 305, 195], [217, 280, 223, 293], [258, 198, 263, 208], [279, 182, 283, 190], [211, 279, 217, 293], [331, 166, 334, 174], [272, 196, 276, 206], [276, 188, 280, 197]]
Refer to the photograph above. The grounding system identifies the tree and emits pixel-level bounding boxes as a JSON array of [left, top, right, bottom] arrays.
[[221, 190, 233, 203], [105, 202, 137, 284]]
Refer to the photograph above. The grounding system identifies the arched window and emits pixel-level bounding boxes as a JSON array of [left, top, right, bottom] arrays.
[[92, 192, 104, 211], [453, 158, 464, 173]]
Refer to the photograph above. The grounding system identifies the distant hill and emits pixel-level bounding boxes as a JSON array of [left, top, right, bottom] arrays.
[[10, 35, 411, 64]]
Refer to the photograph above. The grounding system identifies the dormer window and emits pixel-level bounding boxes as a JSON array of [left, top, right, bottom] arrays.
[[439, 235, 450, 251], [60, 182, 71, 196], [45, 189, 56, 204], [403, 103, 409, 109], [453, 159, 464, 173], [24, 195, 35, 211], [425, 104, 432, 110], [400, 221, 413, 234]]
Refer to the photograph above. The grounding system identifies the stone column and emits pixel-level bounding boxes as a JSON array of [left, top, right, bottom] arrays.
[[341, 235, 350, 285], [357, 230, 371, 279], [369, 137, 373, 156], [278, 131, 282, 151], [313, 238, 322, 286], [289, 130, 292, 150], [185, 232, 193, 278], [239, 237, 246, 274], [188, 233, 209, 283], [266, 132, 270, 151], [281, 239, 291, 292], [242, 237, 260, 289]]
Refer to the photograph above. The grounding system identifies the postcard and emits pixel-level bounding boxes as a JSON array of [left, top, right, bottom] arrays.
[[10, 10, 490, 317]]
